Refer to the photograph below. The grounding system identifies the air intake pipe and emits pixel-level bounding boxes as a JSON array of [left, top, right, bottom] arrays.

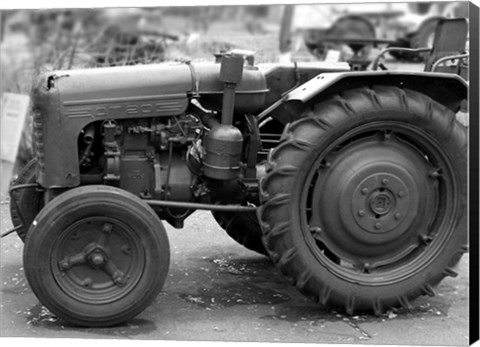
[[203, 53, 245, 180]]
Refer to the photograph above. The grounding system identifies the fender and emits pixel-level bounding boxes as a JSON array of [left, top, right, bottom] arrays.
[[284, 71, 468, 113]]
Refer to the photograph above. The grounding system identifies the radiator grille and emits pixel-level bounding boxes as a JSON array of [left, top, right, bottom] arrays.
[[32, 110, 45, 175]]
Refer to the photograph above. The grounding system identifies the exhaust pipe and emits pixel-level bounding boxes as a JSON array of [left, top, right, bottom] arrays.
[[203, 52, 245, 180]]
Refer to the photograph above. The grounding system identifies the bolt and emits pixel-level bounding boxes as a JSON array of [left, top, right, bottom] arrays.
[[82, 278, 92, 287], [102, 223, 113, 234], [419, 234, 433, 244], [361, 188, 368, 195], [113, 273, 127, 286], [310, 226, 322, 240], [394, 213, 401, 220], [121, 245, 131, 255], [90, 253, 105, 266], [59, 260, 70, 270], [374, 223, 381, 230], [358, 210, 365, 217], [381, 178, 389, 186], [398, 191, 405, 198]]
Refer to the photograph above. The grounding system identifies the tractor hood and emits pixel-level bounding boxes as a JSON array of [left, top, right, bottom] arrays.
[[43, 61, 268, 120]]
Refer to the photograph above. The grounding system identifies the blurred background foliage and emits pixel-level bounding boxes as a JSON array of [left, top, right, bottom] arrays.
[[1, 5, 282, 78]]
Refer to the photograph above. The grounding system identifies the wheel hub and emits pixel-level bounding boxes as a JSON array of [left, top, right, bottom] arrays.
[[53, 219, 142, 303], [370, 191, 392, 215], [308, 134, 433, 269], [88, 248, 108, 267], [351, 173, 412, 235]]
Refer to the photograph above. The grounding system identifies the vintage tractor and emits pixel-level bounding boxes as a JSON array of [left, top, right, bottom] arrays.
[[6, 20, 468, 326]]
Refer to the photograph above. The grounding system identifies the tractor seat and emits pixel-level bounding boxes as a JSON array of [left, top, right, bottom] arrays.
[[372, 18, 469, 78]]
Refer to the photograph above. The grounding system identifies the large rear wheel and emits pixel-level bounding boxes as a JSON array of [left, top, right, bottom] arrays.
[[259, 86, 468, 314], [24, 185, 170, 327]]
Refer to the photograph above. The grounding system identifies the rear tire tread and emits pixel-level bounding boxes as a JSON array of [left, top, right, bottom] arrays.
[[259, 86, 467, 315]]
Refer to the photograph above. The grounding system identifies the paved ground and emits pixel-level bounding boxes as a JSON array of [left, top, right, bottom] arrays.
[[0, 203, 470, 345]]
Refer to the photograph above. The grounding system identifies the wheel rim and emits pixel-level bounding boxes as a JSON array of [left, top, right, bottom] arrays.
[[51, 217, 145, 304], [301, 122, 457, 285]]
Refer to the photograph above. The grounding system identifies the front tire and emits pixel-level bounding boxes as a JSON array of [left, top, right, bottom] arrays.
[[24, 185, 170, 327], [259, 86, 467, 315]]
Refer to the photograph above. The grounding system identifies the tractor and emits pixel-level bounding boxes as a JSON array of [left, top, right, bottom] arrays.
[[6, 17, 469, 327]]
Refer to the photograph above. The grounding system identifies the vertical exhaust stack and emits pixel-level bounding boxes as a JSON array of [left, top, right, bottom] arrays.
[[203, 53, 246, 180], [219, 53, 244, 125]]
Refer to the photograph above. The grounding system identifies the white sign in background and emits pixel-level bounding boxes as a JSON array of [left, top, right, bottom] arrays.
[[1, 93, 30, 163]]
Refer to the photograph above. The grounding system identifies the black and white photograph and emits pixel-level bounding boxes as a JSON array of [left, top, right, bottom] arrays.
[[0, 1, 477, 346]]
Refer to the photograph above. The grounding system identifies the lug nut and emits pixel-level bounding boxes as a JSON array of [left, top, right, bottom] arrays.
[[381, 179, 389, 186], [361, 188, 368, 195], [394, 213, 401, 220], [398, 191, 405, 198], [102, 223, 113, 233], [113, 274, 126, 286], [419, 234, 433, 244], [59, 260, 70, 270], [358, 210, 365, 217], [310, 226, 322, 240], [82, 278, 92, 287], [374, 223, 381, 230], [121, 245, 131, 255]]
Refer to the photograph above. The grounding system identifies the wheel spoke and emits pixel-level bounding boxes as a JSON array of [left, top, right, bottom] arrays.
[[103, 260, 128, 286], [96, 222, 113, 247], [59, 252, 87, 270]]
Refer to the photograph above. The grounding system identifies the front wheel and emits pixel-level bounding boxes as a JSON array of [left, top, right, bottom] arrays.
[[259, 86, 468, 315], [24, 185, 170, 327]]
